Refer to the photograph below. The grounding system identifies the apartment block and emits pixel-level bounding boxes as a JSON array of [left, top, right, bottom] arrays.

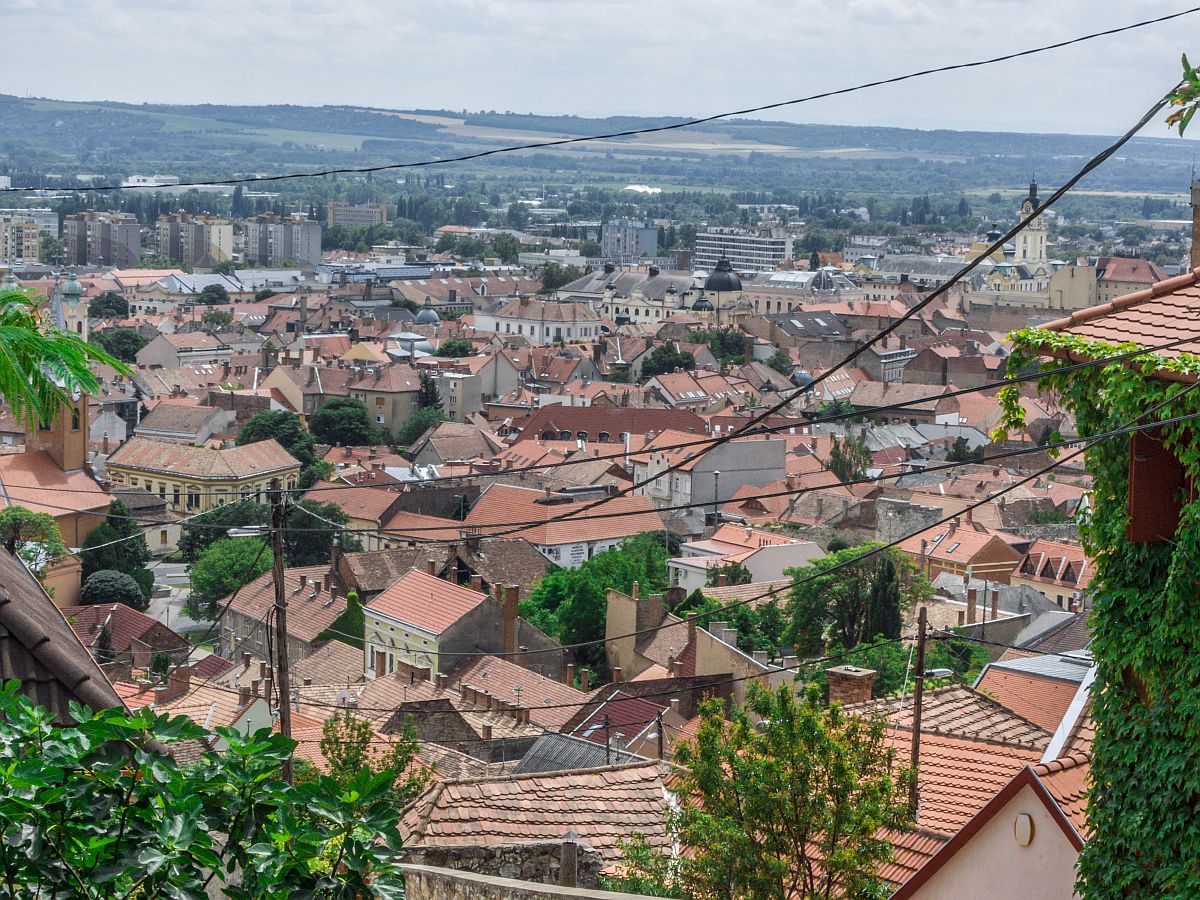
[[155, 213, 233, 267], [242, 214, 322, 267], [326, 202, 389, 229], [63, 211, 140, 268], [693, 226, 794, 273], [0, 216, 41, 263], [600, 218, 658, 259]]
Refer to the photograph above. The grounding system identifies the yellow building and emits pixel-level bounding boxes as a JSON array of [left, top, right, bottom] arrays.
[[106, 437, 300, 513], [0, 218, 41, 262]]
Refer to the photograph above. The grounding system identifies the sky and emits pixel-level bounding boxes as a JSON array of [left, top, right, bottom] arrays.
[[3, 0, 1198, 137]]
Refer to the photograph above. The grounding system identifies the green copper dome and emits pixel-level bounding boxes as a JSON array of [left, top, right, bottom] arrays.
[[61, 270, 85, 304]]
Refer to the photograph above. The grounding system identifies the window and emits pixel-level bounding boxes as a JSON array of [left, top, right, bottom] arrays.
[[187, 490, 200, 510], [71, 407, 80, 431], [376, 415, 384, 424], [173, 487, 181, 506], [375, 396, 384, 406]]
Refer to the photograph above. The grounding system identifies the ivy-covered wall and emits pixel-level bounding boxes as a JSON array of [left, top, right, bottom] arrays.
[[1001, 328, 1200, 898]]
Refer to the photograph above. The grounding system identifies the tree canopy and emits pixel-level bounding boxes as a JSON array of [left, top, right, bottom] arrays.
[[397, 406, 447, 448], [284, 499, 363, 567], [437, 337, 475, 358], [90, 328, 148, 363], [308, 397, 383, 447], [539, 263, 583, 293], [186, 537, 271, 620], [79, 569, 147, 611], [640, 345, 695, 381], [87, 291, 128, 319], [612, 683, 913, 899], [198, 283, 229, 304], [828, 432, 872, 483], [237, 410, 316, 467], [0, 505, 66, 575], [0, 683, 409, 898]]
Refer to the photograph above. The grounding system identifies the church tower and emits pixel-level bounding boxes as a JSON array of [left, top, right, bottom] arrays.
[[39, 391, 89, 474], [58, 269, 88, 340], [1014, 180, 1048, 268]]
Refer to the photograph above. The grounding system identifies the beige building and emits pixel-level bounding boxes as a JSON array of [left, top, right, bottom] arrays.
[[106, 437, 300, 513], [347, 364, 420, 437], [0, 216, 41, 262], [155, 213, 233, 267]]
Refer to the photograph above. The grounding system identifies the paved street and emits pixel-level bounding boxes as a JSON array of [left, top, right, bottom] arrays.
[[144, 560, 207, 637]]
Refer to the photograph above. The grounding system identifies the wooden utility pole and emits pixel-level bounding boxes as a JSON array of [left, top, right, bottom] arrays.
[[271, 494, 294, 783], [909, 605, 927, 814]]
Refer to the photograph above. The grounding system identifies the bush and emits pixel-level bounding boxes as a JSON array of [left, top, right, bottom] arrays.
[[80, 570, 148, 611]]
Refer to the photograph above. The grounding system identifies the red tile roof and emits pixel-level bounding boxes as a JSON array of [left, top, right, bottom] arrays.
[[1040, 267, 1200, 361], [447, 654, 587, 731], [570, 689, 666, 747], [1096, 256, 1168, 285], [0, 451, 110, 518], [398, 761, 672, 868], [1034, 752, 1090, 838], [60, 603, 180, 655], [108, 437, 299, 480], [364, 568, 489, 635], [883, 729, 1041, 835], [224, 565, 345, 644], [973, 668, 1079, 732], [302, 481, 402, 525], [464, 484, 664, 547]]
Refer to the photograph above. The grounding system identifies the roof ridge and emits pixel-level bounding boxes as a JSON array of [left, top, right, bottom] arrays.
[[1033, 750, 1091, 776], [1040, 265, 1200, 333], [422, 758, 666, 788]]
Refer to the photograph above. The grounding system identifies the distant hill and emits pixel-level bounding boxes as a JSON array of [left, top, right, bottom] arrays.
[[0, 94, 1193, 195]]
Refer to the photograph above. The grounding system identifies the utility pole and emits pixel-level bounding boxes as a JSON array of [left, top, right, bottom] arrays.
[[909, 605, 927, 815], [271, 492, 294, 783]]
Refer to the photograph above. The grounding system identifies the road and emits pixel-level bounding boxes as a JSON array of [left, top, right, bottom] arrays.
[[144, 560, 207, 638]]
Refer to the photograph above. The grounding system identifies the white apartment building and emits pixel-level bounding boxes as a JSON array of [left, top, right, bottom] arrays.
[[693, 227, 794, 273]]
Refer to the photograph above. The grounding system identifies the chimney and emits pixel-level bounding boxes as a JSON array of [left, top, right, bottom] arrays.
[[631, 581, 640, 600], [612, 666, 622, 683], [241, 651, 251, 667], [502, 585, 519, 656], [303, 677, 312, 687], [238, 684, 251, 705], [958, 610, 966, 626], [435, 672, 447, 690], [716, 574, 729, 587], [967, 586, 978, 624], [425, 558, 436, 576], [991, 587, 1000, 620], [566, 663, 576, 686], [259, 661, 267, 680], [826, 665, 877, 705], [251, 679, 260, 698], [1191, 178, 1200, 270], [470, 574, 483, 592], [579, 668, 590, 692], [481, 723, 492, 741], [669, 698, 680, 717], [518, 645, 529, 669], [460, 684, 471, 704]]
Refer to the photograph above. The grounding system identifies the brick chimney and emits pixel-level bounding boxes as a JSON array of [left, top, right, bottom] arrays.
[[991, 587, 1000, 620], [565, 662, 576, 686], [502, 585, 519, 656], [154, 665, 191, 705], [579, 668, 590, 692], [967, 586, 978, 624], [1191, 179, 1200, 269], [826, 665, 877, 705]]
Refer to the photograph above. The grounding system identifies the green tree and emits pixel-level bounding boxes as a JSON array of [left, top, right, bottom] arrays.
[[864, 556, 902, 641], [946, 435, 984, 462], [765, 350, 793, 374], [0, 505, 67, 575], [178, 501, 270, 562], [578, 239, 602, 258], [79, 570, 147, 611], [106, 500, 152, 567], [787, 543, 928, 653], [0, 684, 409, 898], [319, 592, 364, 648], [640, 345, 695, 381], [318, 710, 428, 806], [809, 635, 988, 700], [255, 287, 277, 301], [417, 370, 443, 410], [613, 683, 913, 899], [397, 406, 447, 447], [706, 560, 752, 587], [490, 232, 521, 264], [284, 500, 363, 567], [299, 458, 335, 490], [201, 309, 233, 326], [520, 533, 668, 672], [828, 432, 872, 482], [187, 537, 271, 620], [238, 410, 315, 467], [198, 283, 229, 305], [539, 263, 583, 293], [87, 291, 128, 319], [89, 327, 148, 363], [211, 258, 236, 275], [308, 397, 383, 447], [437, 337, 475, 358]]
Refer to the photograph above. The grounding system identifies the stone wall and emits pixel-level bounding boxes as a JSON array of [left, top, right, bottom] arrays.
[[401, 841, 603, 888], [875, 497, 943, 545], [401, 864, 660, 900]]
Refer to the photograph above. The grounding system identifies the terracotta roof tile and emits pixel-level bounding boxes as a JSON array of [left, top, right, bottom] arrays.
[[464, 483, 663, 547], [1033, 752, 1091, 838], [973, 667, 1080, 732], [844, 683, 1051, 750], [447, 655, 587, 731], [398, 761, 672, 868], [883, 729, 1041, 835], [224, 565, 346, 644], [364, 569, 489, 635], [108, 436, 299, 480]]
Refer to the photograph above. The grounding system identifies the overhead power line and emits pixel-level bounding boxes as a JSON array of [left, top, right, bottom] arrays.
[[0, 6, 1195, 194]]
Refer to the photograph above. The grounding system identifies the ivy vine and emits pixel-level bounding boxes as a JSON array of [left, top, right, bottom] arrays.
[[1000, 327, 1200, 898]]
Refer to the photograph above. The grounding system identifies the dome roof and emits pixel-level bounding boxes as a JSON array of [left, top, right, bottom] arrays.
[[692, 292, 713, 312], [703, 256, 742, 293], [1, 271, 19, 293], [61, 270, 85, 302], [415, 296, 440, 325]]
